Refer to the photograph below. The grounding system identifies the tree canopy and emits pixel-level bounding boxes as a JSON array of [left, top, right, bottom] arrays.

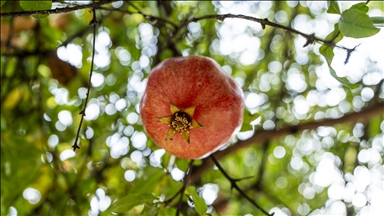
[[1, 1, 383, 215]]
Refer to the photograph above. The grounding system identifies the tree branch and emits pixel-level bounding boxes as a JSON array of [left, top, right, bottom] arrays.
[[72, 7, 98, 151], [160, 160, 195, 215], [190, 102, 384, 184], [212, 181, 295, 215], [0, 1, 116, 18], [181, 13, 351, 51], [210, 155, 273, 216]]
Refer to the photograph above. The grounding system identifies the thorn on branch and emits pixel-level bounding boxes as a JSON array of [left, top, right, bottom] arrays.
[[261, 18, 268, 29], [303, 33, 316, 47], [72, 144, 80, 151], [344, 44, 360, 64], [90, 19, 99, 26]]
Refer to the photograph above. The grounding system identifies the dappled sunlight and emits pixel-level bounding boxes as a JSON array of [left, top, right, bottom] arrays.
[[199, 183, 219, 205], [84, 99, 100, 121], [48, 134, 59, 148], [58, 110, 73, 126], [41, 151, 53, 163], [22, 188, 42, 205], [245, 92, 267, 110], [60, 149, 76, 161], [50, 87, 69, 105], [237, 130, 254, 141], [269, 121, 383, 215], [126, 112, 139, 124], [94, 30, 112, 69], [170, 167, 185, 181], [131, 131, 147, 150], [57, 43, 83, 68], [115, 46, 131, 66], [2, 0, 383, 215], [90, 72, 104, 87], [124, 170, 136, 182], [273, 146, 286, 159], [106, 133, 130, 159], [149, 149, 166, 168], [7, 207, 17, 216], [89, 188, 111, 215]]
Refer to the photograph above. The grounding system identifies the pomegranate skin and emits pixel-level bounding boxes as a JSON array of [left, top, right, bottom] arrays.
[[140, 56, 244, 159]]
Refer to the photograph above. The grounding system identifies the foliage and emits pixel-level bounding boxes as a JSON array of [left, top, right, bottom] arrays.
[[1, 1, 383, 216]]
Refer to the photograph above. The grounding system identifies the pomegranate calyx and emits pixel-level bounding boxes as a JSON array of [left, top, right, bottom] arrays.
[[157, 102, 203, 144]]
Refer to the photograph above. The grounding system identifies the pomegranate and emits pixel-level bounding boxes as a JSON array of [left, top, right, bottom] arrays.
[[140, 56, 244, 159]]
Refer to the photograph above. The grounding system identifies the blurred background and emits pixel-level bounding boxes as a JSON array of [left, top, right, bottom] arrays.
[[1, 1, 383, 215]]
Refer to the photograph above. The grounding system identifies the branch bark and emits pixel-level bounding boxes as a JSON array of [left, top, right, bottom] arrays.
[[190, 102, 384, 184], [183, 13, 350, 51], [0, 1, 116, 18]]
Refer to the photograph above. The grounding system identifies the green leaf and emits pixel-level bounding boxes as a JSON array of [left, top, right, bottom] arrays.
[[1, 0, 6, 7], [1, 137, 42, 211], [129, 168, 165, 194], [327, 0, 340, 14], [241, 109, 260, 132], [186, 186, 207, 215], [323, 23, 344, 44], [20, 0, 52, 18], [142, 204, 159, 216], [319, 23, 358, 89], [339, 9, 380, 38], [148, 1, 160, 16], [158, 207, 177, 215], [370, 16, 384, 27], [320, 46, 357, 89], [110, 192, 157, 213], [350, 2, 369, 13]]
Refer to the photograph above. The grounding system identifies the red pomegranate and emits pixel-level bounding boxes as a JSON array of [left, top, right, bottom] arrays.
[[140, 56, 244, 159]]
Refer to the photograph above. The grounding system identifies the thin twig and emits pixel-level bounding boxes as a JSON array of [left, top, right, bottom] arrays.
[[213, 181, 295, 215], [210, 155, 273, 216], [72, 7, 97, 151], [161, 160, 194, 213], [163, 186, 185, 206], [182, 13, 351, 52], [344, 44, 360, 64], [0, 1, 115, 18]]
